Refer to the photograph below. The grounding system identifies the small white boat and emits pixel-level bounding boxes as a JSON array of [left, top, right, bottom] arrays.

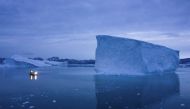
[[30, 70, 38, 76]]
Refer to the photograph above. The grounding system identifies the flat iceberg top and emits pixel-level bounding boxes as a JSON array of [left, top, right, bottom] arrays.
[[95, 35, 179, 75]]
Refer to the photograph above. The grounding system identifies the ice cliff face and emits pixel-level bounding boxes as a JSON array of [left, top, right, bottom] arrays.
[[95, 35, 179, 74]]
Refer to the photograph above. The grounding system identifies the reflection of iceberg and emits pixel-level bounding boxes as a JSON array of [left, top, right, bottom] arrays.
[[95, 73, 179, 109], [95, 35, 179, 74]]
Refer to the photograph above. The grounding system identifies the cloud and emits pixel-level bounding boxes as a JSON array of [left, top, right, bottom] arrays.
[[0, 0, 190, 37], [0, 0, 190, 58]]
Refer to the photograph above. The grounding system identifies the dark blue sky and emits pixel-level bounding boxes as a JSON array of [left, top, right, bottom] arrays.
[[0, 0, 190, 59]]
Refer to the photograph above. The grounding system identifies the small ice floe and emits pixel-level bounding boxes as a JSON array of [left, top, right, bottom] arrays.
[[22, 101, 30, 105], [180, 103, 185, 107], [29, 106, 35, 109], [52, 100, 56, 103], [137, 92, 141, 96]]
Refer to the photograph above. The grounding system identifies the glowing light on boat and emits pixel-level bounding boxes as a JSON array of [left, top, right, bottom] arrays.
[[29, 70, 38, 80]]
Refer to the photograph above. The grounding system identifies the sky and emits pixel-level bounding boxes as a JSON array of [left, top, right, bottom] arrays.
[[0, 0, 190, 59]]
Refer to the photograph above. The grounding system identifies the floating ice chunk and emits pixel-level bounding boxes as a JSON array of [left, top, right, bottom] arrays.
[[22, 101, 30, 105], [29, 106, 35, 109], [52, 100, 56, 103], [180, 103, 185, 107], [137, 93, 141, 96], [95, 35, 179, 74]]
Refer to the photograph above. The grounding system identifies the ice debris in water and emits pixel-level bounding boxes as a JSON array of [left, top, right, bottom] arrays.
[[180, 103, 185, 107], [22, 101, 30, 105], [52, 100, 56, 103], [29, 106, 35, 109], [137, 92, 141, 96]]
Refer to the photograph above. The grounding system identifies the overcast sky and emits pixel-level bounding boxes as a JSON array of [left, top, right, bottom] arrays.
[[0, 0, 190, 59]]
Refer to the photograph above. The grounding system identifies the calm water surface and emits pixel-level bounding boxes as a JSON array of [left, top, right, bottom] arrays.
[[0, 67, 190, 109]]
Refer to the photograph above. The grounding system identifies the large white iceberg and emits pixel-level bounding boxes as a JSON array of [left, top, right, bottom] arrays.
[[95, 35, 179, 74]]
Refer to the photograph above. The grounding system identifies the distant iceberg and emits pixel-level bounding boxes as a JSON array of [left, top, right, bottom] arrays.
[[0, 55, 67, 68], [11, 55, 50, 67], [11, 55, 67, 67], [0, 58, 36, 68], [95, 35, 179, 74]]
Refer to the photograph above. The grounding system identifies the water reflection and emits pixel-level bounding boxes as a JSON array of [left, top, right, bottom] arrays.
[[1, 67, 190, 109], [95, 73, 180, 109], [30, 75, 38, 80]]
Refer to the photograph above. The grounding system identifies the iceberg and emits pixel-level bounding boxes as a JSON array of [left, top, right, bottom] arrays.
[[0, 58, 36, 68], [11, 55, 51, 67], [10, 55, 67, 67], [0, 55, 67, 68], [95, 35, 179, 74]]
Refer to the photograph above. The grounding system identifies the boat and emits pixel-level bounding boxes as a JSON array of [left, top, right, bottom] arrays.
[[30, 70, 38, 76]]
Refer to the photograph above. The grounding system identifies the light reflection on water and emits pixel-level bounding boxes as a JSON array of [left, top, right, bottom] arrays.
[[0, 67, 189, 109], [30, 75, 38, 80]]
